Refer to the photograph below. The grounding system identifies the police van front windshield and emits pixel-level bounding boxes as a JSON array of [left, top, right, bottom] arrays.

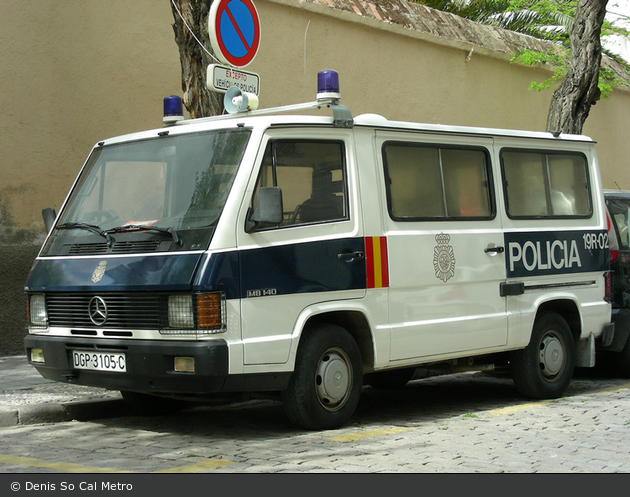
[[47, 128, 251, 254]]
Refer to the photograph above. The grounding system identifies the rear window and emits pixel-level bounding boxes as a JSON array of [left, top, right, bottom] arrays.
[[501, 150, 592, 218]]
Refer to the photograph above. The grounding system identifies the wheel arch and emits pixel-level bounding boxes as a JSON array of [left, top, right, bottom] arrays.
[[535, 298, 581, 343], [298, 310, 375, 373]]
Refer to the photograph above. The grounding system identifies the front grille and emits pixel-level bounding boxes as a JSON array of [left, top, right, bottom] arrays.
[[46, 293, 167, 330]]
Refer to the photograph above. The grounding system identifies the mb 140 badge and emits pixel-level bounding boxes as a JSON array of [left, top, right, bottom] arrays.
[[91, 261, 107, 283], [433, 233, 456, 282]]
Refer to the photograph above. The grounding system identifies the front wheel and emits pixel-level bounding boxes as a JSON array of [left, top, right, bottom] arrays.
[[510, 312, 575, 399], [282, 324, 363, 430]]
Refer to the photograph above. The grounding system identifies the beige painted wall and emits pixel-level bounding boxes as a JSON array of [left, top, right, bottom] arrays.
[[583, 89, 630, 190], [250, 0, 554, 128], [1, 0, 629, 229]]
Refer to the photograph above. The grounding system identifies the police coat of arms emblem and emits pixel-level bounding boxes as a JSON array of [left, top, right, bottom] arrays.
[[91, 261, 107, 283], [433, 233, 456, 282]]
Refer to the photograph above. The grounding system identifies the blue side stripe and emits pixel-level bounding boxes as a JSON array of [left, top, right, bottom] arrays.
[[194, 237, 366, 299]]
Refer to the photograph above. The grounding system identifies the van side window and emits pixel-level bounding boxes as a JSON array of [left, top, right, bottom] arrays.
[[383, 143, 493, 220], [501, 150, 591, 218], [252, 140, 348, 228]]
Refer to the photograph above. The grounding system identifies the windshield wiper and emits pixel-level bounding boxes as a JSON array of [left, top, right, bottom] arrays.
[[106, 225, 182, 246], [56, 222, 113, 246]]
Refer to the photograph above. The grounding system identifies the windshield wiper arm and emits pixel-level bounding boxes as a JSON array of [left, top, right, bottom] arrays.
[[56, 222, 113, 246], [106, 225, 182, 246]]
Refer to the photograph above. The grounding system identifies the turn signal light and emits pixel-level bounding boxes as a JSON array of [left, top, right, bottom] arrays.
[[197, 293, 222, 329]]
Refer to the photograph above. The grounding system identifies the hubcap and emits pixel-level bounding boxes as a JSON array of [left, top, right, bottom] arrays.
[[539, 332, 565, 380], [315, 347, 352, 412]]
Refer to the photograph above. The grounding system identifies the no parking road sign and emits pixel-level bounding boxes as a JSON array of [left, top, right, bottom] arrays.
[[209, 0, 261, 68]]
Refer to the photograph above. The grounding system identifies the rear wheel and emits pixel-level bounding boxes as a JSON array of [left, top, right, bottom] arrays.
[[510, 312, 575, 399], [282, 324, 363, 430]]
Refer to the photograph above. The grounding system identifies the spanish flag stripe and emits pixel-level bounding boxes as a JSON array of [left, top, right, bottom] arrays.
[[365, 236, 389, 289], [379, 236, 389, 287], [373, 237, 383, 288], [365, 236, 375, 288]]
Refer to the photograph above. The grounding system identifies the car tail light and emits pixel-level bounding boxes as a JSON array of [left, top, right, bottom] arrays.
[[605, 272, 612, 302], [607, 211, 619, 263]]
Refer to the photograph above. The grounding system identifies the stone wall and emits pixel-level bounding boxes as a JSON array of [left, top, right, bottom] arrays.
[[0, 228, 45, 355]]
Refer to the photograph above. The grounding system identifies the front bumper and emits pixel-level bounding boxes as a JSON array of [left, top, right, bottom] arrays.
[[24, 335, 291, 394], [24, 335, 231, 394]]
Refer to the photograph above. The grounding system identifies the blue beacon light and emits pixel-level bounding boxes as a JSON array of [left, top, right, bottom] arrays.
[[163, 95, 183, 125], [317, 70, 341, 101]]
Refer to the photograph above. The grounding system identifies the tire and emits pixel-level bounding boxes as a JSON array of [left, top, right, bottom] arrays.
[[282, 324, 363, 430], [364, 368, 415, 389], [510, 312, 575, 399], [121, 391, 188, 415]]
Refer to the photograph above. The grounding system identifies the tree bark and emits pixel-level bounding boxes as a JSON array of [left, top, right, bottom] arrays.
[[170, 0, 224, 118], [546, 0, 608, 135]]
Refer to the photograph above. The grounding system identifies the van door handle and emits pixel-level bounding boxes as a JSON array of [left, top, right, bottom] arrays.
[[484, 246, 505, 254], [338, 251, 365, 261]]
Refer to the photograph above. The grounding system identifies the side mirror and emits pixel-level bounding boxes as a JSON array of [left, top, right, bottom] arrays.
[[246, 187, 283, 232], [42, 207, 57, 234]]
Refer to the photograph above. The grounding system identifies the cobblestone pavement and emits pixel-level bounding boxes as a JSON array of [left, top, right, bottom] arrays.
[[0, 365, 629, 474]]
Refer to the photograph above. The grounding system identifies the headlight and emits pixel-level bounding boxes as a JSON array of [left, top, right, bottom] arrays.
[[168, 295, 194, 328], [28, 295, 48, 327]]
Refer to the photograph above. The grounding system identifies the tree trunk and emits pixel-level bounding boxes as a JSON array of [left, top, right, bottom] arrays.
[[170, 0, 224, 118], [546, 0, 608, 134]]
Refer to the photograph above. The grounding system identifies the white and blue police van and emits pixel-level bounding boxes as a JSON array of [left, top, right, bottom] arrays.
[[25, 70, 614, 430]]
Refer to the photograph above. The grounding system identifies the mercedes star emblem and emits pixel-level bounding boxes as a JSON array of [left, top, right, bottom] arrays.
[[88, 296, 108, 326]]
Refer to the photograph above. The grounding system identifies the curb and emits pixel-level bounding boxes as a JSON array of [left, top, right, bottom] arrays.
[[0, 398, 129, 428]]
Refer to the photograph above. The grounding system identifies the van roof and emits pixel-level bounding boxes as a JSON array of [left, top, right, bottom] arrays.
[[96, 106, 595, 148]]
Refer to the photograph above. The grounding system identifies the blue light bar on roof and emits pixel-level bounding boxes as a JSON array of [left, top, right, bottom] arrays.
[[163, 95, 183, 125], [317, 70, 340, 101]]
